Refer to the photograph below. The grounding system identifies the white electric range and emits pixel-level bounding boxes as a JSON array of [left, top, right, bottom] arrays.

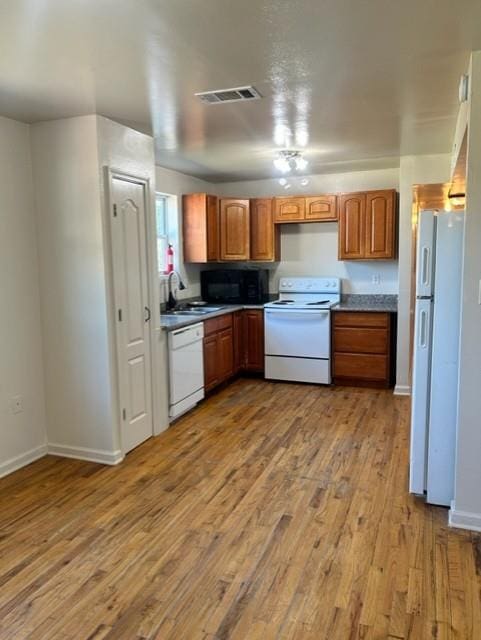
[[264, 277, 341, 384]]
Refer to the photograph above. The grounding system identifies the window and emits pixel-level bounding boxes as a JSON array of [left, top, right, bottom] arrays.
[[156, 194, 169, 273], [155, 192, 179, 275]]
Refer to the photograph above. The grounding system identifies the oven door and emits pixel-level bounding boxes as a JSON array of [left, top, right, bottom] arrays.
[[264, 308, 331, 358]]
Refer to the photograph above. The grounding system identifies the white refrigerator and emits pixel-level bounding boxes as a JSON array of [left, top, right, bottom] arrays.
[[409, 209, 464, 506]]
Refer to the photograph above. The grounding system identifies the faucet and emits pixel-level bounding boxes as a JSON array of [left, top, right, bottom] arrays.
[[167, 270, 186, 310]]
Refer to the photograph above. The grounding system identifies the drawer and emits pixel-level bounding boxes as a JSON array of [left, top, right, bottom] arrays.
[[333, 353, 388, 381], [333, 327, 388, 355], [217, 313, 233, 331], [204, 317, 219, 336], [333, 312, 390, 328], [204, 312, 232, 336]]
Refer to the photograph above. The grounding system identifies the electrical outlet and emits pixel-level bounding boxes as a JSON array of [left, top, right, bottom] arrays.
[[10, 395, 23, 415], [372, 273, 381, 285]]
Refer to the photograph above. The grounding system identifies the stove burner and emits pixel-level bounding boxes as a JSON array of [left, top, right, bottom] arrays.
[[306, 300, 330, 305], [273, 300, 294, 305]]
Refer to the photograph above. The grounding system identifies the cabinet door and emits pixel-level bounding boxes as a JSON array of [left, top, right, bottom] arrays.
[[274, 197, 306, 223], [203, 334, 219, 392], [250, 198, 280, 261], [233, 311, 245, 373], [305, 195, 338, 221], [219, 199, 250, 261], [338, 193, 366, 260], [218, 328, 234, 382], [206, 195, 219, 261], [183, 193, 218, 263], [365, 190, 396, 259], [244, 310, 264, 372]]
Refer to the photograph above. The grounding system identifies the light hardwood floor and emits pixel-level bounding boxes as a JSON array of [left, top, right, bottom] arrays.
[[1, 379, 480, 639]]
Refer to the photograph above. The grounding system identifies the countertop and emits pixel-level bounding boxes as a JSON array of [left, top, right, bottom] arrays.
[[160, 294, 398, 331], [332, 294, 398, 313]]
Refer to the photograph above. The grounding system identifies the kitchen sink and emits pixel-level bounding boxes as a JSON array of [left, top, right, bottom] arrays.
[[165, 306, 222, 316]]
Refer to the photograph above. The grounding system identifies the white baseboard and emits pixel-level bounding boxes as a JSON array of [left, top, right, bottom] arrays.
[[47, 443, 124, 466], [0, 444, 48, 479], [449, 503, 481, 532], [394, 384, 411, 396]]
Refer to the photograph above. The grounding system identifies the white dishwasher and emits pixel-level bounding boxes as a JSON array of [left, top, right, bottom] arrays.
[[168, 323, 204, 419]]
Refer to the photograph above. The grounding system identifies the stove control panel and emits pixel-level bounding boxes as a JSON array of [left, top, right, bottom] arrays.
[[278, 277, 341, 294]]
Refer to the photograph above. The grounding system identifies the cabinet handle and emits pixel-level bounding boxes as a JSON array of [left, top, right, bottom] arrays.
[[144, 306, 151, 322]]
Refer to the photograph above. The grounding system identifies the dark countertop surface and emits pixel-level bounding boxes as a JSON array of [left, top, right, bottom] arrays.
[[332, 294, 398, 313], [160, 293, 398, 331]]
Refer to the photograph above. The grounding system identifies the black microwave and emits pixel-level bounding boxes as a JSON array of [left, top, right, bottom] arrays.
[[201, 269, 269, 304]]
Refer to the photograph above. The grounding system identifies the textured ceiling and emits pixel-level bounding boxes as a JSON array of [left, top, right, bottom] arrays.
[[1, 0, 480, 181]]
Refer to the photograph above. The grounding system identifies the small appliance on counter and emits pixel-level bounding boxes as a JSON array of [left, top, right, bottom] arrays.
[[264, 277, 341, 384], [201, 268, 269, 304]]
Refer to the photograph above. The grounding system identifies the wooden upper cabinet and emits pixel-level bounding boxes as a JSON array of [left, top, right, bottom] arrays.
[[250, 198, 280, 262], [305, 195, 338, 221], [182, 193, 219, 263], [219, 199, 250, 261], [338, 193, 366, 260], [365, 190, 396, 259], [274, 197, 305, 223], [338, 189, 396, 260]]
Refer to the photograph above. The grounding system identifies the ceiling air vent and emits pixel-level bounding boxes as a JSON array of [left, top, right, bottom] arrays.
[[195, 85, 262, 104]]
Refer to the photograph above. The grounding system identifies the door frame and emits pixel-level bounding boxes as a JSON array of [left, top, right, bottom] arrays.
[[104, 167, 161, 456]]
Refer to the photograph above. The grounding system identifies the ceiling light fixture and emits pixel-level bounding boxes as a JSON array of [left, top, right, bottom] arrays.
[[273, 150, 309, 174]]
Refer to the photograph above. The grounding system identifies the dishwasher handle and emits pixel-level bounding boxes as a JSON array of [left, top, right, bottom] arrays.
[[169, 322, 204, 350]]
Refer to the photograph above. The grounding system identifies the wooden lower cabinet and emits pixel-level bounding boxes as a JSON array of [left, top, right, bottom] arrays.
[[204, 310, 265, 393], [243, 310, 264, 372], [332, 311, 396, 388], [218, 327, 234, 381], [203, 314, 234, 393], [233, 311, 244, 374], [203, 334, 220, 392]]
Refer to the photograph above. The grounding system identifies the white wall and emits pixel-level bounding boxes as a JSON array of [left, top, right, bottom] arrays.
[[395, 153, 451, 394], [451, 52, 481, 531], [155, 166, 213, 301], [216, 168, 400, 294], [31, 116, 119, 458], [0, 116, 47, 476]]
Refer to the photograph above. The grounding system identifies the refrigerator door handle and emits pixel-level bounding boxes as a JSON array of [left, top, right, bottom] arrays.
[[419, 309, 428, 348], [421, 245, 431, 288]]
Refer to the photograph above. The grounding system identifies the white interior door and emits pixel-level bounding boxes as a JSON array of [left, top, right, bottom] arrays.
[[111, 175, 153, 454]]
